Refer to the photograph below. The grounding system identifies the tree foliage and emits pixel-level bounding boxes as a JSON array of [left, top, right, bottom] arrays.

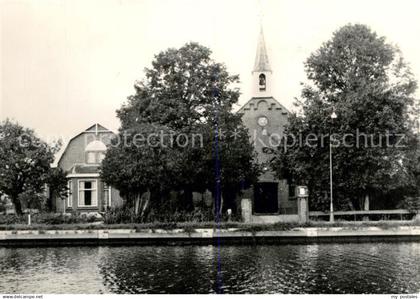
[[101, 43, 258, 216], [0, 119, 65, 214], [45, 167, 69, 211], [272, 24, 419, 210]]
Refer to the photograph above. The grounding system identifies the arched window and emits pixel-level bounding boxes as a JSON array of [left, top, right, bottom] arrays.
[[85, 140, 106, 164], [259, 73, 266, 91]]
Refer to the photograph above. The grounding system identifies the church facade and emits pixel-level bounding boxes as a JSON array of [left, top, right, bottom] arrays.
[[238, 27, 299, 222]]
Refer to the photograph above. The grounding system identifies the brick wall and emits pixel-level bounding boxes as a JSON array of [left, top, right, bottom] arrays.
[[239, 96, 297, 213]]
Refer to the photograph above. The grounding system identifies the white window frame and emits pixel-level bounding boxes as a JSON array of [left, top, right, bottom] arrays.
[[86, 151, 106, 164], [77, 179, 98, 207], [67, 180, 73, 208], [103, 183, 112, 208]]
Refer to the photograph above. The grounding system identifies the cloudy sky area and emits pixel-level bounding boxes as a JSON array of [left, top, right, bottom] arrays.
[[1, 0, 420, 142]]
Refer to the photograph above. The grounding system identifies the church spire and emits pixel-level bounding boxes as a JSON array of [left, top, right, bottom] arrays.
[[253, 25, 272, 73], [251, 23, 272, 97]]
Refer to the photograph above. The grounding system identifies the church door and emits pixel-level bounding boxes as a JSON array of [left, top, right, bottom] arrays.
[[253, 182, 279, 214]]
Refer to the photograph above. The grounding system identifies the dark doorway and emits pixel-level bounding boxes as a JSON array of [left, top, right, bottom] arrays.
[[254, 182, 279, 214]]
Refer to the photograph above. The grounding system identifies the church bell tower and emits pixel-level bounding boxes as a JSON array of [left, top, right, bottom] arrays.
[[252, 25, 272, 98], [238, 21, 294, 217]]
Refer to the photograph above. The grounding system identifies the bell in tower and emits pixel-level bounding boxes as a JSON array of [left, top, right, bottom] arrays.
[[259, 73, 266, 91]]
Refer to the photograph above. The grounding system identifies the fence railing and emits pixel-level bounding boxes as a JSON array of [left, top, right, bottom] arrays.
[[309, 209, 416, 221]]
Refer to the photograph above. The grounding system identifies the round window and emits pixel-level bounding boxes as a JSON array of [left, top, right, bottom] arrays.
[[257, 116, 268, 127]]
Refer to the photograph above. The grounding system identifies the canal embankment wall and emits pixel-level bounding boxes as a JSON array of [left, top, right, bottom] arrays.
[[1, 225, 420, 246]]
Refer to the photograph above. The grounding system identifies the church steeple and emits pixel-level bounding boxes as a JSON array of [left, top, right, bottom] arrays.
[[252, 24, 272, 98], [253, 26, 272, 73]]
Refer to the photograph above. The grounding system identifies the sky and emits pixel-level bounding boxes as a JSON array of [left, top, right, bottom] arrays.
[[1, 0, 420, 143]]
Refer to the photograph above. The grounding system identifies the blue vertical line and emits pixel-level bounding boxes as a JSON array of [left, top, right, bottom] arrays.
[[212, 73, 223, 294]]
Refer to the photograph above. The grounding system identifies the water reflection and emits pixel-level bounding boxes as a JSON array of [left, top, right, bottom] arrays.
[[0, 243, 419, 293]]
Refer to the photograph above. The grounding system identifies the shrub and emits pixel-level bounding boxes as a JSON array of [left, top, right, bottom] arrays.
[[33, 213, 70, 225], [103, 206, 218, 224], [103, 206, 134, 224], [0, 212, 101, 225], [399, 196, 420, 213], [0, 214, 26, 225]]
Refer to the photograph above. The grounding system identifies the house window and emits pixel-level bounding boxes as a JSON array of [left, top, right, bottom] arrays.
[[78, 180, 98, 207], [85, 140, 107, 164], [86, 152, 105, 164], [103, 183, 112, 209], [67, 180, 73, 208], [87, 152, 96, 164]]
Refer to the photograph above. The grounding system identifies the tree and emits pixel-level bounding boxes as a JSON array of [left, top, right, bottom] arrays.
[[101, 123, 180, 216], [101, 42, 258, 216], [0, 119, 62, 214], [272, 24, 419, 211], [46, 167, 69, 212]]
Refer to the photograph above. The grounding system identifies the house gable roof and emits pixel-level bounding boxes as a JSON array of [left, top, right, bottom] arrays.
[[53, 123, 115, 168]]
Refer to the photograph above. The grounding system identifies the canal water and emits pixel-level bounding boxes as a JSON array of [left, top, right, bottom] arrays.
[[0, 242, 419, 294]]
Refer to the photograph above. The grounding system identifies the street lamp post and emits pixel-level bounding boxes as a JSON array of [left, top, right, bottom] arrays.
[[329, 110, 337, 223]]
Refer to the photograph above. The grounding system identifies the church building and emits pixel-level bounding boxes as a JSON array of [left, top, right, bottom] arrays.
[[238, 26, 299, 222]]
